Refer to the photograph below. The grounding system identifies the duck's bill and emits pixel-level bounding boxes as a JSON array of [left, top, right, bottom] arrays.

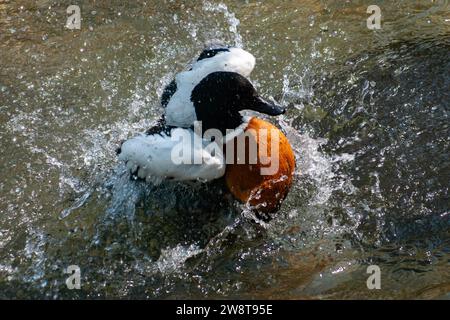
[[248, 96, 285, 116]]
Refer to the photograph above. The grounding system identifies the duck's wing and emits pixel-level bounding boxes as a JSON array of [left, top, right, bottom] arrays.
[[117, 128, 225, 183]]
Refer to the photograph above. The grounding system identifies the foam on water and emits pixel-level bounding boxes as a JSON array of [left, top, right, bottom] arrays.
[[155, 244, 203, 274]]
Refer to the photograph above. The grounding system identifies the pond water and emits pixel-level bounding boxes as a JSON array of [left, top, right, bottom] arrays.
[[0, 0, 449, 299]]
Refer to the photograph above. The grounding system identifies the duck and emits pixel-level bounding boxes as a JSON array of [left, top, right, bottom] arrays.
[[117, 47, 296, 220]]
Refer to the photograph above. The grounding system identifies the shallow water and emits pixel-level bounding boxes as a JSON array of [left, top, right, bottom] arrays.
[[0, 0, 449, 299]]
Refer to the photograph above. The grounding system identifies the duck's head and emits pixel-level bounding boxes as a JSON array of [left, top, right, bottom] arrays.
[[192, 46, 256, 78], [191, 71, 285, 135]]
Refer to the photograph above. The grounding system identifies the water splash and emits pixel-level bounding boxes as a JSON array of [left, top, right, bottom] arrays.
[[103, 165, 146, 222], [155, 244, 203, 274], [203, 1, 243, 48]]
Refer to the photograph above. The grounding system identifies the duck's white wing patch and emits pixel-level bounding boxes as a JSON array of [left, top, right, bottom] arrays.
[[165, 48, 256, 127], [118, 128, 225, 183]]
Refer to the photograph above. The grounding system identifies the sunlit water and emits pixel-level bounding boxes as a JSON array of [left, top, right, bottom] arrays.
[[0, 0, 449, 299]]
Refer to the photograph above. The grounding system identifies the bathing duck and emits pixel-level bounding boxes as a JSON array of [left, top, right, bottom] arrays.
[[118, 47, 295, 220]]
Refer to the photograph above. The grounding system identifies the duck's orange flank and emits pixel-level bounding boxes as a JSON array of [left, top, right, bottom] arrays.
[[225, 117, 296, 214]]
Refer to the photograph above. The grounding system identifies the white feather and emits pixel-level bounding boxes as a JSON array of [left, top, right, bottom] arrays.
[[165, 48, 256, 127], [118, 128, 226, 183]]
